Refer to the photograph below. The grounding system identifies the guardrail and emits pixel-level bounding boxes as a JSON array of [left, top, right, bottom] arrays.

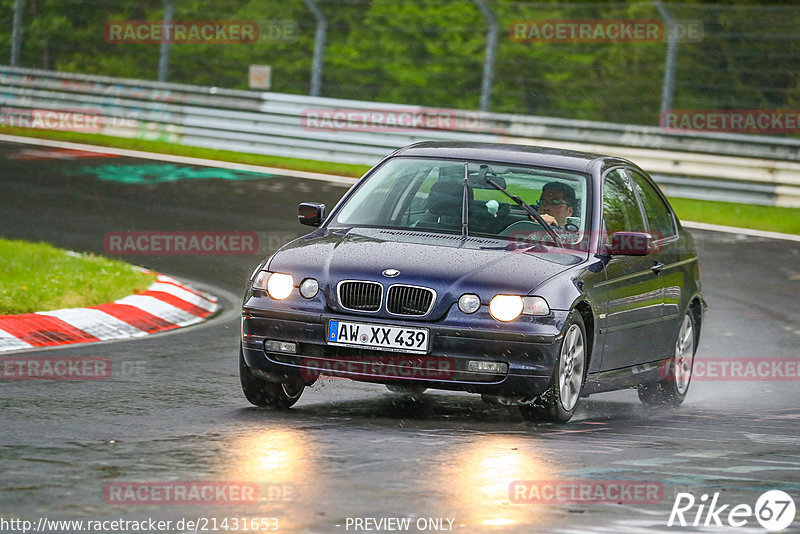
[[2, 65, 799, 207]]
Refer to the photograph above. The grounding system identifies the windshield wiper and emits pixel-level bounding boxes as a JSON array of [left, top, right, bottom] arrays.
[[461, 162, 469, 239], [480, 165, 561, 246]]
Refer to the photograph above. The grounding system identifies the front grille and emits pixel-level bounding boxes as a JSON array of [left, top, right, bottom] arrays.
[[338, 281, 382, 312], [387, 285, 435, 316]]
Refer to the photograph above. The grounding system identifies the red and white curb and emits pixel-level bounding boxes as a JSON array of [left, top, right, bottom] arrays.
[[0, 274, 218, 352]]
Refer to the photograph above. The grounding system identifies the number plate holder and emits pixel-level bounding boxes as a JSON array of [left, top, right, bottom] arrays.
[[327, 319, 429, 354]]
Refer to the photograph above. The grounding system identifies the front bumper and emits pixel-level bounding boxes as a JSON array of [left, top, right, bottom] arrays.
[[241, 303, 568, 397]]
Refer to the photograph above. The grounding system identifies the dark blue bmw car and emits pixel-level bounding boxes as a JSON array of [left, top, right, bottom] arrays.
[[240, 142, 706, 422]]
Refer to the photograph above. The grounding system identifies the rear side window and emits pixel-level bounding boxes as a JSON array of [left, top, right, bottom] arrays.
[[602, 169, 646, 237], [628, 170, 677, 239]]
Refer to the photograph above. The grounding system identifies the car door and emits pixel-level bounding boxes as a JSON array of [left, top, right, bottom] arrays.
[[627, 169, 683, 360], [596, 168, 666, 371]]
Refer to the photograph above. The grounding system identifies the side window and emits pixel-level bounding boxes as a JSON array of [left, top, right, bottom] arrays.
[[628, 170, 677, 239], [602, 169, 646, 237]]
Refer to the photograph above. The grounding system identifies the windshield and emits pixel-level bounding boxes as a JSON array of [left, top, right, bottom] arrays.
[[330, 157, 590, 248]]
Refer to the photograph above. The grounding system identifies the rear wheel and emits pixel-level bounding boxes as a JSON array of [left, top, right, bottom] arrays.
[[638, 311, 696, 407], [239, 346, 304, 408], [520, 311, 586, 423]]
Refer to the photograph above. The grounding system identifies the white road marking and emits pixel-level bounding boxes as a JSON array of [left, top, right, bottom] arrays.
[[113, 295, 205, 327], [36, 308, 147, 340], [148, 282, 218, 312], [0, 328, 33, 351]]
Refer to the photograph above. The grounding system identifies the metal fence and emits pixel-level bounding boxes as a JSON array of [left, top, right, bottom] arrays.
[[2, 66, 799, 207], [2, 1, 799, 128]]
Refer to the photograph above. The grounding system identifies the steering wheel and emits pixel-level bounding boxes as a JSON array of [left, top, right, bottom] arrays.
[[498, 220, 544, 237]]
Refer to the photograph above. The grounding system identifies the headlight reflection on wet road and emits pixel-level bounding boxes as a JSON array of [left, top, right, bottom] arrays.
[[437, 435, 557, 530], [225, 429, 319, 533]]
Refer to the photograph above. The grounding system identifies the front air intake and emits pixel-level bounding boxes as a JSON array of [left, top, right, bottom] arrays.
[[387, 285, 435, 316], [337, 281, 383, 312]]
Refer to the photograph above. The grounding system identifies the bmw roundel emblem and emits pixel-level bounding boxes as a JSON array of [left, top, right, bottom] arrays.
[[382, 268, 400, 277]]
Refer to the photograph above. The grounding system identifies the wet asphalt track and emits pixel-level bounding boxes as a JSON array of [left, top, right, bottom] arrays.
[[1, 140, 799, 534]]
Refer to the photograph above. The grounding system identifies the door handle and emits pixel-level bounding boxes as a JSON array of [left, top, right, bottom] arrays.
[[651, 262, 665, 274]]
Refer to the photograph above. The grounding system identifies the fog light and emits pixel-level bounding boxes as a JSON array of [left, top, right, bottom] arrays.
[[267, 273, 294, 300], [265, 340, 297, 353], [458, 294, 481, 314], [467, 361, 508, 374], [299, 278, 319, 299]]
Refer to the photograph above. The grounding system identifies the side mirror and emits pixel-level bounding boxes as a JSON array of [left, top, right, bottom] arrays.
[[298, 202, 326, 227], [608, 232, 654, 256]]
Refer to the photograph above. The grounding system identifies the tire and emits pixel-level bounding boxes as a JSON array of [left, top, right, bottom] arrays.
[[239, 346, 304, 408], [638, 310, 696, 407], [519, 311, 587, 423]]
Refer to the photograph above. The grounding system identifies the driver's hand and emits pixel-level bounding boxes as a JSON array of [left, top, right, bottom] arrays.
[[531, 213, 558, 226]]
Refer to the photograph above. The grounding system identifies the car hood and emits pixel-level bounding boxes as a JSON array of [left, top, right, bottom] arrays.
[[267, 227, 586, 319]]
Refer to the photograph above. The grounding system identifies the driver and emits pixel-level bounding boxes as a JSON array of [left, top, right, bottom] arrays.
[[531, 181, 576, 228]]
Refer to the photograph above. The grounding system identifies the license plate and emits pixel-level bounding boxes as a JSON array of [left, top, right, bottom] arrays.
[[327, 320, 429, 354]]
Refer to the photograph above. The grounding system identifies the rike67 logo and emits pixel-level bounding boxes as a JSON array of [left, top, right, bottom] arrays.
[[668, 490, 796, 531]]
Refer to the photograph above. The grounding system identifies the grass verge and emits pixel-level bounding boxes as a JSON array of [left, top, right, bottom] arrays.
[[0, 239, 156, 315], [669, 198, 800, 235], [3, 128, 799, 235]]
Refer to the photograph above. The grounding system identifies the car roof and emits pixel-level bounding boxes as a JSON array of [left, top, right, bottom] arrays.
[[392, 141, 631, 173]]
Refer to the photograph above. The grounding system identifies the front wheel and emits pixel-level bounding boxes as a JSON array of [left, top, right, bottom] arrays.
[[239, 347, 304, 408], [638, 311, 696, 407], [520, 311, 586, 423]]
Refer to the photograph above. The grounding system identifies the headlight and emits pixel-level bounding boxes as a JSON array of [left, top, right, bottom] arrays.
[[299, 278, 319, 299], [267, 273, 294, 300], [489, 295, 550, 322], [458, 294, 481, 314], [489, 295, 524, 322]]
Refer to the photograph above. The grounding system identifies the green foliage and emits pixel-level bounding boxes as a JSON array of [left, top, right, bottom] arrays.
[[3, 0, 798, 125]]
